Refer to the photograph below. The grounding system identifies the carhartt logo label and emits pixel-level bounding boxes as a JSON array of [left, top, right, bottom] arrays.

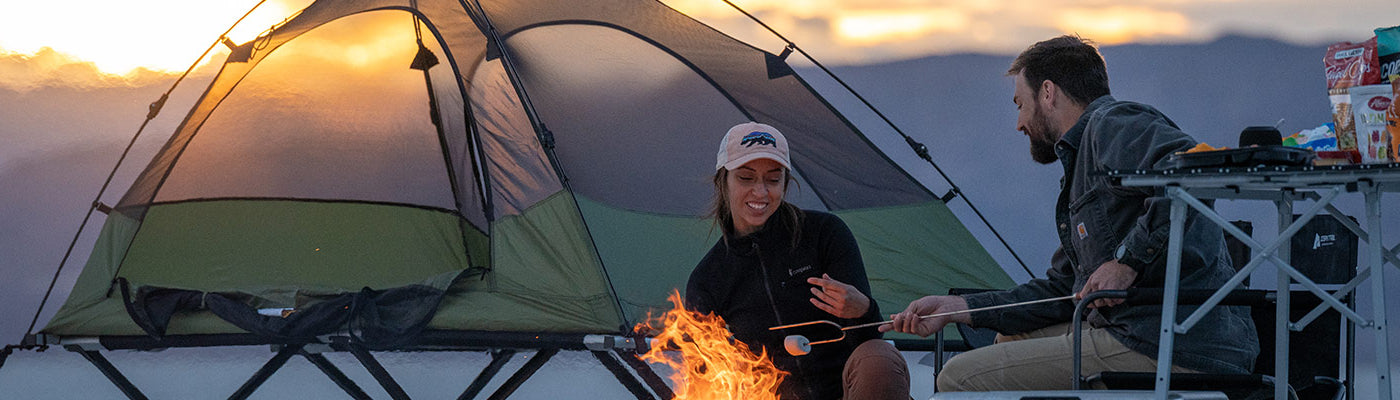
[[1076, 222, 1088, 239], [789, 265, 812, 276], [741, 131, 777, 148], [1313, 233, 1336, 250]]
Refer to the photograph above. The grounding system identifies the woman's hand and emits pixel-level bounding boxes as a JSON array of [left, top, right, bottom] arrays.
[[807, 274, 870, 319], [879, 295, 969, 337]]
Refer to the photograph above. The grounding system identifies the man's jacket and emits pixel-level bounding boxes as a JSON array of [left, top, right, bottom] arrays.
[[964, 95, 1260, 374]]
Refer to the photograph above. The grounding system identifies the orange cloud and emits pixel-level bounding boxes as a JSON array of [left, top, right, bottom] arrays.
[[835, 9, 970, 46], [0, 0, 414, 91], [1054, 7, 1191, 45], [0, 48, 170, 92], [0, 0, 307, 78]]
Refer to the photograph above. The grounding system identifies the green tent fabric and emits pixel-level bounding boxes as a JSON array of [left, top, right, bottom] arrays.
[[40, 0, 1013, 342]]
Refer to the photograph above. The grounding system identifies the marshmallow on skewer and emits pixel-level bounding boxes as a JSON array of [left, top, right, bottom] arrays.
[[783, 335, 812, 356]]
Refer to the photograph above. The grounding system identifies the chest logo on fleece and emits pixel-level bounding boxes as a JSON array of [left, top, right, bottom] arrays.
[[1076, 222, 1088, 240], [789, 265, 813, 276]]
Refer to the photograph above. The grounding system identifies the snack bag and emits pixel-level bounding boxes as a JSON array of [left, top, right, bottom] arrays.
[[1390, 80, 1399, 159], [1326, 37, 1381, 89], [1350, 84, 1393, 163], [1326, 38, 1381, 151], [1382, 27, 1400, 158], [1377, 26, 1400, 83], [1285, 123, 1338, 151]]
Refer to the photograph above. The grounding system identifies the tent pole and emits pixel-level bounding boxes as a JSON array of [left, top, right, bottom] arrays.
[[457, 349, 517, 400], [485, 348, 558, 400], [346, 344, 413, 400], [592, 351, 657, 400], [408, 13, 483, 270], [301, 351, 372, 400], [461, 0, 630, 328], [67, 347, 148, 400], [617, 350, 675, 399], [227, 343, 302, 400]]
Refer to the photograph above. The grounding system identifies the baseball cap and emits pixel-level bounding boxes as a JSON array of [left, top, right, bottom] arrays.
[[716, 122, 792, 171]]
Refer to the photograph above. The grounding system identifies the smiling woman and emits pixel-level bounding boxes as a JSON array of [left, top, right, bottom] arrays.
[[0, 0, 308, 76]]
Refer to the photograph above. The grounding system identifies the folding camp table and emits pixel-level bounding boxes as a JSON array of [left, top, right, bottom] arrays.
[[1108, 162, 1400, 400]]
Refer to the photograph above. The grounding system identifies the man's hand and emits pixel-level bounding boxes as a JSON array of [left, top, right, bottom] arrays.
[[808, 274, 870, 319], [878, 295, 969, 337], [1077, 259, 1138, 308]]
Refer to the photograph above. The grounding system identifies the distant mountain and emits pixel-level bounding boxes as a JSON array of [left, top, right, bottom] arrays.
[[0, 144, 129, 340]]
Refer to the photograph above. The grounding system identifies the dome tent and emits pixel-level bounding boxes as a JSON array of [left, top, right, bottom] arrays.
[[18, 0, 1014, 397]]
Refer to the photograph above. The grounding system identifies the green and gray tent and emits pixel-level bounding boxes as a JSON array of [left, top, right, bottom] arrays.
[[29, 0, 1013, 396]]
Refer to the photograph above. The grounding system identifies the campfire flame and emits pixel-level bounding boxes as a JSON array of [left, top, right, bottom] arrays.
[[637, 290, 787, 399]]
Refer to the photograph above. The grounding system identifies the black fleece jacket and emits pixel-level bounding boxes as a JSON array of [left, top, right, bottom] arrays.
[[686, 209, 882, 400]]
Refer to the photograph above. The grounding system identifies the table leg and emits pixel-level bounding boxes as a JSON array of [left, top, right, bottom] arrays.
[[1276, 198, 1293, 400], [1155, 188, 1189, 400], [1365, 184, 1392, 400]]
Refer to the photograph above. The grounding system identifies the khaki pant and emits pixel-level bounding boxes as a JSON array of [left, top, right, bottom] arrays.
[[935, 323, 1196, 392], [842, 339, 910, 400]]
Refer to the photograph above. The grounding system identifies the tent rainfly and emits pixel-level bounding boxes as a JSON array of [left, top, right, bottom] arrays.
[[13, 0, 1014, 398]]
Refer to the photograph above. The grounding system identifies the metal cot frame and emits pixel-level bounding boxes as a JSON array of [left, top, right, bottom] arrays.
[[24, 330, 675, 400]]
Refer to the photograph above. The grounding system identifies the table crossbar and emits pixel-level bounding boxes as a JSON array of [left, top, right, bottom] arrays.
[[1168, 187, 1366, 331], [1111, 165, 1399, 400]]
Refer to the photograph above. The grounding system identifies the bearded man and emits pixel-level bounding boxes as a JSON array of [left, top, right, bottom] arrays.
[[882, 35, 1258, 391]]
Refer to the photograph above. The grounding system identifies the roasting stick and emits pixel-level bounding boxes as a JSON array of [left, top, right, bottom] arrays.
[[770, 294, 1078, 332], [770, 294, 1078, 356]]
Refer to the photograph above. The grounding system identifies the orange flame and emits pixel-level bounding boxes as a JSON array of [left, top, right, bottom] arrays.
[[638, 290, 787, 400]]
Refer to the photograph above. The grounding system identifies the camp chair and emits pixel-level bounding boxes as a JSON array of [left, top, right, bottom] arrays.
[[1074, 219, 1353, 400], [1073, 289, 1347, 400]]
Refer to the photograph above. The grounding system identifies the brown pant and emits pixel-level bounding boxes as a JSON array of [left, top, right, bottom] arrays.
[[935, 323, 1196, 392], [842, 339, 910, 400]]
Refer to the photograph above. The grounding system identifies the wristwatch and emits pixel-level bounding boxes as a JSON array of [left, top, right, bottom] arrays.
[[1115, 243, 1156, 271]]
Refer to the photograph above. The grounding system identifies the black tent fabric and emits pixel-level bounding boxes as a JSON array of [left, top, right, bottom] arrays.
[[122, 277, 462, 349]]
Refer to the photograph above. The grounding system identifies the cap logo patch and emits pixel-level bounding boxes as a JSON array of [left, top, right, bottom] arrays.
[[740, 131, 777, 148]]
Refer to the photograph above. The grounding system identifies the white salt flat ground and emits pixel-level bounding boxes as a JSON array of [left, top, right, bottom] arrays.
[[0, 347, 1395, 399]]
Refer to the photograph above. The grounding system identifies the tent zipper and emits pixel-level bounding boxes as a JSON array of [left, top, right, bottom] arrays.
[[754, 241, 815, 399], [754, 242, 785, 326]]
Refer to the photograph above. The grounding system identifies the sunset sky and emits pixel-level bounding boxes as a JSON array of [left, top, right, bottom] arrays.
[[0, 0, 1394, 88]]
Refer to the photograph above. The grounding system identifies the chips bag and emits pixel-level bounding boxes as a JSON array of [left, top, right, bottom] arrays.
[[1389, 80, 1399, 159], [1377, 26, 1400, 83], [1326, 38, 1381, 151], [1351, 84, 1393, 163]]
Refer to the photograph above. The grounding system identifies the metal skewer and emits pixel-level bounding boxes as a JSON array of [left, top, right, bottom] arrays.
[[770, 294, 1078, 356]]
